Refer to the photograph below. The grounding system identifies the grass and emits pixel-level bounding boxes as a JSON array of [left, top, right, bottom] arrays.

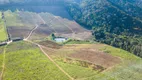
[[102, 46, 140, 60], [84, 45, 142, 80], [4, 10, 24, 27], [4, 49, 69, 80], [2, 41, 69, 80], [0, 12, 7, 41], [0, 39, 141, 80], [57, 61, 98, 79], [43, 42, 142, 80], [42, 44, 101, 79], [0, 53, 3, 73], [18, 11, 41, 28], [0, 46, 4, 75]]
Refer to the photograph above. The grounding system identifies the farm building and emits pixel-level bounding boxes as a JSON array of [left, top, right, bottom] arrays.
[[54, 37, 68, 43]]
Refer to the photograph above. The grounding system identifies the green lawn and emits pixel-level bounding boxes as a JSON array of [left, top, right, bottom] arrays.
[[0, 46, 4, 75], [2, 42, 69, 80], [0, 13, 7, 41]]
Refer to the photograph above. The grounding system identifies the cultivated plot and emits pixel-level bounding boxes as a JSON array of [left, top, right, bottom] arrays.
[[4, 11, 43, 39], [30, 12, 92, 40], [3, 7, 91, 41]]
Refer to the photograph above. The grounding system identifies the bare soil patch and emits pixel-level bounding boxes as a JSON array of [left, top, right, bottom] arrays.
[[8, 26, 31, 38], [38, 43, 121, 71], [38, 40, 61, 49], [68, 49, 121, 69], [37, 13, 92, 40]]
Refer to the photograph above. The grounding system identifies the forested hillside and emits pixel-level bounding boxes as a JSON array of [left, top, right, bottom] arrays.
[[65, 0, 142, 57]]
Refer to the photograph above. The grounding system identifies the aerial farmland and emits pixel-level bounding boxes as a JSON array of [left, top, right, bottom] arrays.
[[0, 0, 141, 80]]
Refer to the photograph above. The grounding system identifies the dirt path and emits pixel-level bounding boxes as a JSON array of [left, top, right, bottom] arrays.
[[24, 39, 74, 80], [39, 45, 74, 80], [24, 23, 74, 80], [25, 24, 38, 40], [0, 45, 7, 80]]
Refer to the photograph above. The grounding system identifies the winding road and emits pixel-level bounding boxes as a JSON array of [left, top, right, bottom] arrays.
[[24, 23, 74, 80], [24, 24, 39, 40], [0, 13, 74, 80]]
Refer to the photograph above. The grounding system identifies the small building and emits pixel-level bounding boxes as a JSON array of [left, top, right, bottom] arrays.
[[54, 37, 68, 43]]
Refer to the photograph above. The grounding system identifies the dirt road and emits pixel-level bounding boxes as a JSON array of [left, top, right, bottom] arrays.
[[25, 24, 39, 40], [24, 23, 74, 80]]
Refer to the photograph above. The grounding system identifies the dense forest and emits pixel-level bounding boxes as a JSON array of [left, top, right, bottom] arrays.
[[65, 0, 142, 57]]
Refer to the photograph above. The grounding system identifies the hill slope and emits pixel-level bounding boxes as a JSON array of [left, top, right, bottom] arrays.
[[65, 0, 142, 57]]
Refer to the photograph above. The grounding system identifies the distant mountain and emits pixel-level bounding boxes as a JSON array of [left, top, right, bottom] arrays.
[[65, 0, 142, 57]]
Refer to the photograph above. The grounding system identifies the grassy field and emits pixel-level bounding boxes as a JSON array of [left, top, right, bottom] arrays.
[[84, 45, 142, 80], [4, 10, 24, 27], [0, 40, 141, 80], [1, 41, 69, 80], [0, 46, 4, 76], [0, 12, 7, 41], [40, 41, 142, 80], [57, 61, 98, 79]]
